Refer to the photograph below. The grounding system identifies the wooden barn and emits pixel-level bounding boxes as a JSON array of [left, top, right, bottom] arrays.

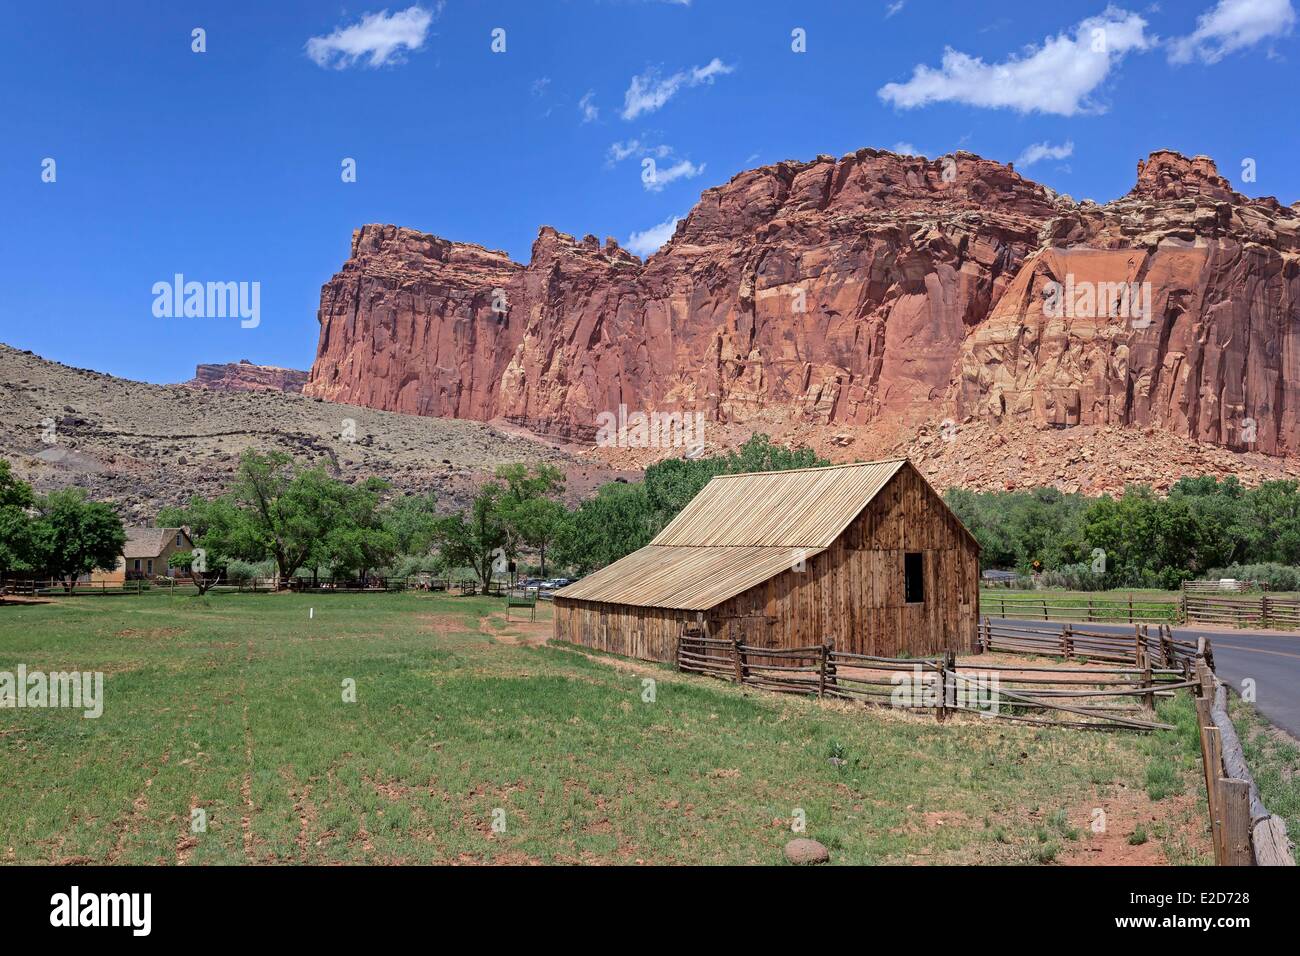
[[552, 459, 980, 663]]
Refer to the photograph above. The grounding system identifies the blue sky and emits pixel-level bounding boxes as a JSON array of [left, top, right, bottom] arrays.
[[1, 0, 1296, 383]]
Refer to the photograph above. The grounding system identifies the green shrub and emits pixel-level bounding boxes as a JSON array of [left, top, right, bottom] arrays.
[[1204, 563, 1300, 591]]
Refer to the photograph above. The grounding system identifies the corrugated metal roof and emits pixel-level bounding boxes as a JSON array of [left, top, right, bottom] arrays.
[[651, 459, 906, 548], [552, 544, 827, 611], [554, 459, 909, 610]]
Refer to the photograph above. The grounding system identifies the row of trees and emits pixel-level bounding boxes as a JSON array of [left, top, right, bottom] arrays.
[[161, 451, 438, 591], [5, 438, 825, 593], [11, 440, 1292, 595], [0, 461, 127, 587], [946, 476, 1300, 589]]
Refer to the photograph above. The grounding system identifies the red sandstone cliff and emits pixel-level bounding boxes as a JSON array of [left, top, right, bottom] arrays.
[[185, 360, 308, 393], [306, 149, 1300, 459]]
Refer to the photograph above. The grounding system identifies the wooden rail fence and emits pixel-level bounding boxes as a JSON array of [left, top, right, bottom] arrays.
[[1183, 580, 1258, 594], [984, 594, 1177, 624], [677, 631, 1185, 731], [1191, 649, 1294, 866], [1182, 593, 1300, 630], [679, 622, 1293, 864], [980, 618, 1199, 671]]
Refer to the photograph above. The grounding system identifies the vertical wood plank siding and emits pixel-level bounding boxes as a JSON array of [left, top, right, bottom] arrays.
[[554, 464, 979, 662]]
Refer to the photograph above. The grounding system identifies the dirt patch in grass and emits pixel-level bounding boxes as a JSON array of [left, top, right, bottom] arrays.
[[479, 609, 551, 646], [114, 627, 186, 640], [1056, 786, 1209, 865]]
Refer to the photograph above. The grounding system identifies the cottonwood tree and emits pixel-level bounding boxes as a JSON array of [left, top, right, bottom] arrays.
[[433, 483, 508, 586], [506, 496, 570, 577], [229, 451, 339, 587], [383, 491, 440, 557], [158, 496, 249, 594], [29, 488, 126, 591], [316, 477, 396, 582], [494, 463, 568, 577], [553, 481, 656, 575], [0, 460, 36, 584]]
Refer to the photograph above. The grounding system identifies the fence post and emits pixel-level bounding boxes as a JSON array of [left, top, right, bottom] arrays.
[[1140, 647, 1154, 712], [946, 649, 957, 712], [1262, 595, 1271, 629], [818, 643, 829, 699], [1199, 719, 1225, 864], [731, 639, 747, 685], [1062, 624, 1073, 660], [1219, 779, 1253, 866], [1129, 594, 1134, 623], [1042, 599, 1048, 621]]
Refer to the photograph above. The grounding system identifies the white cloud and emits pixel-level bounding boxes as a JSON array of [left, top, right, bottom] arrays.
[[1168, 0, 1296, 64], [1015, 140, 1075, 167], [626, 215, 683, 257], [645, 159, 705, 192], [531, 77, 551, 97], [606, 138, 672, 164], [579, 91, 599, 122], [605, 139, 703, 190], [892, 141, 921, 155], [306, 5, 435, 69], [886, 1, 906, 17], [621, 57, 735, 120], [877, 7, 1153, 116]]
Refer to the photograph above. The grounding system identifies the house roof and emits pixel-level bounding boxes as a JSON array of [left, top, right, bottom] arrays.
[[123, 527, 186, 559], [554, 459, 909, 611]]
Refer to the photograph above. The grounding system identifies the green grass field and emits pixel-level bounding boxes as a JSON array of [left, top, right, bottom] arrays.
[[0, 592, 1213, 865]]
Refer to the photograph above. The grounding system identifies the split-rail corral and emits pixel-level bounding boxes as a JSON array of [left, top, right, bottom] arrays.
[[674, 618, 1293, 866]]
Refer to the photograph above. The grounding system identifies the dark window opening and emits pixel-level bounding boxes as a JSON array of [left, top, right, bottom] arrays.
[[904, 552, 924, 604]]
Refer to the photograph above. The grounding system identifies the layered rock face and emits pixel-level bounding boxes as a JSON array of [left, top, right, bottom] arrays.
[[307, 149, 1300, 457], [185, 360, 308, 393], [959, 150, 1300, 456]]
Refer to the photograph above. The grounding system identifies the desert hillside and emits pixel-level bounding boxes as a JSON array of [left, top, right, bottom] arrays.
[[0, 344, 630, 522]]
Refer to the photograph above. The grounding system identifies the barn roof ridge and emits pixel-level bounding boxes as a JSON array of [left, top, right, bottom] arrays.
[[705, 457, 909, 479]]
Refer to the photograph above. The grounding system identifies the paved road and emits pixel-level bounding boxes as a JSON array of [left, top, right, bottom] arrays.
[[987, 617, 1300, 739]]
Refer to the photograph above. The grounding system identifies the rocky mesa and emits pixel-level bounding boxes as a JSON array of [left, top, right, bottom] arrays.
[[183, 359, 309, 393], [305, 149, 1300, 465]]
